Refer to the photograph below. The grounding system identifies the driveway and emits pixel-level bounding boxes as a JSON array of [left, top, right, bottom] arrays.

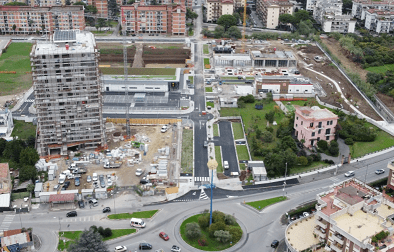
[[213, 121, 239, 177]]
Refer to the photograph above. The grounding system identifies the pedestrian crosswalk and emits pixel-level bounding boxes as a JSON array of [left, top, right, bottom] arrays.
[[194, 177, 210, 182], [63, 215, 101, 223], [329, 177, 341, 183], [199, 189, 209, 200], [25, 99, 34, 103], [0, 215, 15, 231]]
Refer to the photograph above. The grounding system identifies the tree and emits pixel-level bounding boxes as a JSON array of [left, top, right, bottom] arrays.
[[97, 18, 106, 31], [20, 147, 39, 166], [297, 156, 308, 166], [214, 230, 232, 243], [65, 0, 71, 5], [294, 10, 310, 23], [298, 20, 314, 36], [367, 72, 384, 85], [18, 165, 37, 182], [280, 136, 297, 152], [12, 24, 16, 34], [3, 140, 25, 163], [227, 226, 242, 243], [27, 184, 35, 195], [261, 131, 274, 143], [217, 15, 237, 31], [185, 222, 201, 239], [266, 92, 273, 102], [209, 222, 226, 237], [265, 111, 275, 124], [198, 214, 210, 229], [127, 0, 135, 4], [317, 140, 328, 150], [108, 0, 119, 17], [102, 228, 112, 237], [186, 8, 198, 21], [73, 1, 86, 6], [214, 25, 225, 38], [86, 5, 98, 14], [4, 1, 27, 5], [328, 141, 339, 156], [279, 14, 295, 25], [233, 12, 240, 23], [68, 229, 109, 252], [0, 138, 7, 156], [226, 26, 242, 39]]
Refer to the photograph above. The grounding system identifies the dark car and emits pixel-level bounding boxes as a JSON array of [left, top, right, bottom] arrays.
[[75, 177, 80, 186], [271, 240, 279, 248], [66, 211, 77, 217], [245, 80, 253, 84], [64, 181, 70, 188], [140, 177, 150, 185], [78, 200, 84, 208], [103, 207, 111, 213], [139, 243, 152, 250]]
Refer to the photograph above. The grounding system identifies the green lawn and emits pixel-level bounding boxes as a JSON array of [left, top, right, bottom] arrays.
[[205, 87, 213, 92], [206, 101, 214, 108], [365, 64, 394, 74], [11, 192, 29, 201], [289, 161, 327, 175], [58, 229, 136, 251], [246, 196, 287, 210], [239, 163, 246, 170], [204, 58, 210, 69], [11, 120, 36, 140], [285, 104, 295, 113], [100, 67, 176, 75], [0, 42, 33, 95], [188, 75, 194, 84], [188, 29, 194, 36], [180, 214, 241, 251], [203, 44, 209, 54], [109, 21, 118, 27], [108, 210, 158, 219], [213, 124, 219, 137], [351, 130, 394, 158], [236, 145, 250, 160], [232, 122, 244, 140], [215, 146, 223, 173], [181, 129, 193, 173]]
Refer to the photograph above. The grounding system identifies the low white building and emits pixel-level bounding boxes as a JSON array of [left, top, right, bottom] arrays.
[[313, 0, 356, 33], [248, 161, 267, 181], [0, 108, 13, 139], [255, 76, 314, 95]]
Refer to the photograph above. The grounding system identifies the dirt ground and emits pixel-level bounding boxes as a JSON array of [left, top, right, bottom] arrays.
[[145, 63, 186, 68], [276, 41, 382, 121], [45, 124, 176, 192]]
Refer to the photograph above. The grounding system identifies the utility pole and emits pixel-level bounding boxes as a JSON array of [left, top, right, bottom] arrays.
[[123, 30, 130, 138], [364, 163, 369, 187], [283, 162, 287, 198]]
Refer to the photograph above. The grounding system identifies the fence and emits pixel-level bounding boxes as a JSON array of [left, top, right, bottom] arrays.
[[106, 118, 181, 125], [373, 94, 394, 122]]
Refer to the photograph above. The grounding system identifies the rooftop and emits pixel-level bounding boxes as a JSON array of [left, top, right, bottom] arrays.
[[286, 215, 320, 251], [295, 106, 338, 120], [0, 163, 9, 179]]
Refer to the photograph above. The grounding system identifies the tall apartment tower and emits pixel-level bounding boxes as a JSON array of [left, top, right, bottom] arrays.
[[30, 30, 106, 157]]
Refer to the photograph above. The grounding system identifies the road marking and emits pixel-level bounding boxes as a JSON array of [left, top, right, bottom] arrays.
[[0, 215, 15, 231], [194, 177, 210, 181], [199, 189, 209, 200], [329, 177, 341, 183]]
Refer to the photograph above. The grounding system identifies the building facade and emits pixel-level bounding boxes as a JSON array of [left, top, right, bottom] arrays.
[[352, 0, 394, 20], [30, 30, 106, 157], [0, 6, 85, 34], [206, 0, 234, 22], [0, 109, 13, 139], [256, 0, 293, 29], [313, 0, 356, 33], [121, 4, 186, 35], [294, 106, 338, 148], [255, 76, 313, 95], [365, 9, 394, 33]]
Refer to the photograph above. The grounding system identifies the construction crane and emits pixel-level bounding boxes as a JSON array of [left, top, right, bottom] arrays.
[[123, 30, 131, 138], [241, 0, 247, 53]]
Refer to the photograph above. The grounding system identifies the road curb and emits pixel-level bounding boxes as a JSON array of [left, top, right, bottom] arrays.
[[240, 197, 289, 213]]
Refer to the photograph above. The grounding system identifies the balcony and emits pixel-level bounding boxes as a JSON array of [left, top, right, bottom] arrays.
[[331, 241, 344, 252], [314, 227, 326, 239], [315, 218, 327, 229], [332, 234, 344, 245]]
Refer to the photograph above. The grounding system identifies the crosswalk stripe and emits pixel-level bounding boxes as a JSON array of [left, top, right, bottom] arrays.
[[199, 189, 209, 200], [194, 177, 210, 181], [0, 215, 15, 231]]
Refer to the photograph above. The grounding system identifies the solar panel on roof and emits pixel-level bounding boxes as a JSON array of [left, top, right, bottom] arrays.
[[53, 30, 76, 42]]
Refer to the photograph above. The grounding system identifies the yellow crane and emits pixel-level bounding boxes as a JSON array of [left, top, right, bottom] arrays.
[[241, 0, 247, 53]]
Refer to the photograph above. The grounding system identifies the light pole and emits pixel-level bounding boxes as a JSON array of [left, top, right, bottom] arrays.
[[364, 163, 369, 187], [283, 162, 288, 198], [207, 159, 218, 227], [58, 217, 61, 233]]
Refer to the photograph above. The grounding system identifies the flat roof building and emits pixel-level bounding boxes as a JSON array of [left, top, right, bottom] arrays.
[[31, 30, 106, 157]]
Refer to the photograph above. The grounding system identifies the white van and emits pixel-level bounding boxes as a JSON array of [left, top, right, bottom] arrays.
[[224, 161, 229, 169], [130, 218, 146, 228], [92, 173, 98, 181]]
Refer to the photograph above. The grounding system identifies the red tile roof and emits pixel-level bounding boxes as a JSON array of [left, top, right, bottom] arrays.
[[49, 193, 75, 203], [3, 229, 21, 237], [0, 163, 9, 179]]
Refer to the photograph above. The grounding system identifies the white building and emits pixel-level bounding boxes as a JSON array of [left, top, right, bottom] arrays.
[[255, 76, 314, 95], [352, 0, 394, 20], [0, 109, 13, 139], [305, 0, 317, 11], [313, 0, 356, 33], [365, 9, 394, 33], [206, 0, 234, 22]]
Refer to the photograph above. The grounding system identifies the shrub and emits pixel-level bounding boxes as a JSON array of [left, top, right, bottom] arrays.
[[102, 228, 112, 238], [214, 230, 232, 243], [224, 214, 237, 226], [307, 155, 314, 165], [239, 94, 255, 103], [89, 225, 98, 233], [198, 239, 208, 246], [297, 149, 307, 157], [209, 222, 226, 237], [328, 141, 339, 156], [198, 214, 210, 229], [238, 100, 245, 108], [317, 140, 328, 150], [297, 156, 308, 166], [265, 111, 275, 123], [212, 210, 225, 224], [266, 126, 274, 133], [185, 222, 202, 239], [261, 131, 274, 143], [345, 138, 354, 145], [310, 153, 321, 161], [98, 226, 104, 236], [227, 226, 242, 243]]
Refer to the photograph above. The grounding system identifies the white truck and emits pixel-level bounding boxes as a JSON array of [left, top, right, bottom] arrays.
[[104, 161, 122, 169], [58, 174, 66, 184]]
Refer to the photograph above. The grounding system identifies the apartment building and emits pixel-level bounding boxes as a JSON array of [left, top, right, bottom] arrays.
[[365, 9, 394, 33], [255, 76, 313, 95], [0, 6, 85, 34], [313, 0, 356, 33], [305, 0, 317, 11], [285, 175, 394, 252], [256, 0, 293, 29], [121, 4, 186, 35], [294, 106, 338, 148], [30, 30, 106, 156], [0, 109, 13, 139], [206, 0, 234, 22], [352, 0, 394, 20]]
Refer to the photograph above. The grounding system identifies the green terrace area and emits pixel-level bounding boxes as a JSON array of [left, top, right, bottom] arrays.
[[0, 42, 33, 95], [99, 67, 176, 75], [11, 120, 36, 140], [203, 44, 209, 54], [246, 196, 287, 211], [107, 210, 158, 219], [365, 64, 394, 74]]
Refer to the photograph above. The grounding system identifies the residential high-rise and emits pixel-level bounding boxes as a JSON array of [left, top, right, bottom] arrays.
[[313, 0, 356, 33], [30, 30, 106, 157], [256, 0, 293, 29], [206, 0, 234, 23]]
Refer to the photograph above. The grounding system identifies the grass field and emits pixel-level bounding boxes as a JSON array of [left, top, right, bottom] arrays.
[[181, 129, 193, 173], [365, 64, 394, 74], [108, 210, 158, 219], [213, 124, 219, 137], [188, 76, 194, 84], [11, 120, 36, 140], [0, 43, 33, 95], [100, 67, 176, 75], [351, 130, 394, 158], [236, 145, 250, 160], [205, 87, 213, 92], [203, 44, 209, 54], [289, 161, 327, 175], [239, 163, 246, 170], [11, 192, 29, 201], [206, 101, 214, 108], [232, 122, 244, 140], [215, 146, 223, 173], [246, 196, 287, 210], [180, 214, 241, 251], [204, 58, 210, 65]]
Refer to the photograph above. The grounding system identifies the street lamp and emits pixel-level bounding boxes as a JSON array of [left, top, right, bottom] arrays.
[[207, 159, 218, 226], [364, 163, 369, 187], [283, 162, 288, 198], [58, 217, 61, 233]]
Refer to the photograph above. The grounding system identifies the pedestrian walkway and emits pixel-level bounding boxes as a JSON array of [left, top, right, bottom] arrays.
[[62, 215, 103, 223], [0, 215, 15, 231], [194, 177, 210, 182]]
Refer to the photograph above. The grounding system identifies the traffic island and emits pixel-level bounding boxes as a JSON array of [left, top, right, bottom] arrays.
[[179, 210, 243, 251]]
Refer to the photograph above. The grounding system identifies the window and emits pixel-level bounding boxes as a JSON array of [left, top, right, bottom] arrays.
[[318, 122, 322, 128], [326, 129, 331, 135], [312, 132, 315, 137], [326, 136, 330, 140], [318, 129, 321, 134], [317, 137, 320, 141], [296, 124, 298, 127], [327, 121, 330, 125], [310, 122, 313, 127], [301, 121, 303, 125], [330, 120, 333, 125]]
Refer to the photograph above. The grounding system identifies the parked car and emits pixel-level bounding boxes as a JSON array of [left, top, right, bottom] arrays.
[[75, 177, 80, 186], [100, 179, 106, 188], [107, 178, 113, 187], [159, 232, 169, 241], [344, 171, 355, 177], [93, 181, 99, 189], [64, 181, 70, 188], [135, 169, 144, 176], [87, 175, 92, 183], [223, 161, 229, 169], [66, 211, 77, 217], [92, 173, 98, 181], [203, 141, 208, 148], [303, 212, 309, 217], [139, 243, 152, 250], [78, 200, 85, 208], [271, 240, 279, 248], [171, 245, 181, 252], [161, 125, 168, 133], [375, 169, 385, 175], [103, 207, 111, 213], [88, 199, 98, 207], [114, 246, 127, 252], [54, 184, 60, 190], [140, 177, 150, 185]]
